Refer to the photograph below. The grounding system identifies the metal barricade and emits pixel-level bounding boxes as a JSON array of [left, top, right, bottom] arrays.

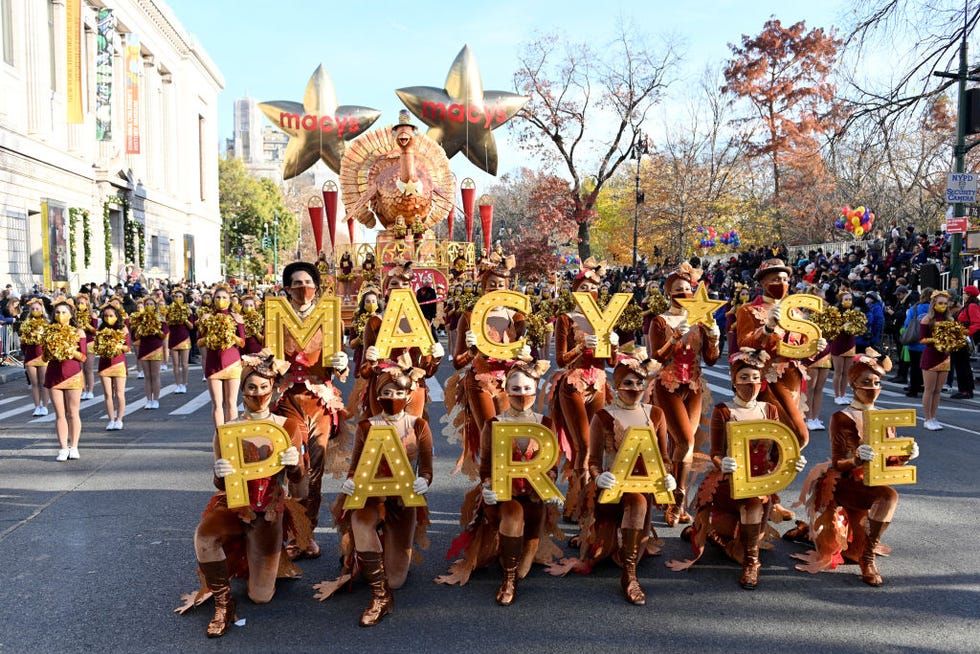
[[1, 323, 23, 367]]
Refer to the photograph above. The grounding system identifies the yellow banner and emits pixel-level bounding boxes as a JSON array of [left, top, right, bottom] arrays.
[[66, 0, 83, 124]]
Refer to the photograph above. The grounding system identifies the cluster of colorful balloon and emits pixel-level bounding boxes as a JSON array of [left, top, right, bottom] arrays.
[[835, 205, 875, 238], [559, 253, 581, 266], [719, 229, 741, 246], [696, 226, 718, 248]]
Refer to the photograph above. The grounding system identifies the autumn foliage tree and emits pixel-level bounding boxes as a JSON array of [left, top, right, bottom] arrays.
[[511, 28, 676, 260], [723, 19, 842, 242]]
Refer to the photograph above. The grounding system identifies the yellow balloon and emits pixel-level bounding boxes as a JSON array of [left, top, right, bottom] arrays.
[[852, 216, 861, 226], [856, 205, 865, 214], [855, 226, 865, 237]]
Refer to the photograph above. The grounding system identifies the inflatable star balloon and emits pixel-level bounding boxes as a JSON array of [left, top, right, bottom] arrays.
[[395, 45, 528, 176], [258, 65, 381, 179]]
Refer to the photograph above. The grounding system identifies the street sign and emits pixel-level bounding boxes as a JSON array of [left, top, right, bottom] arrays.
[[946, 172, 978, 204], [947, 216, 969, 234]]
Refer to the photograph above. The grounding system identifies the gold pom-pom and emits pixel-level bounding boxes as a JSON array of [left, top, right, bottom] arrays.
[[165, 301, 191, 327], [42, 323, 79, 362], [200, 313, 238, 351], [93, 328, 126, 358], [131, 310, 164, 339], [19, 317, 48, 345], [813, 306, 844, 340], [644, 290, 670, 317], [931, 320, 969, 353], [243, 309, 264, 339], [616, 301, 644, 334], [524, 312, 551, 347], [842, 309, 868, 336]]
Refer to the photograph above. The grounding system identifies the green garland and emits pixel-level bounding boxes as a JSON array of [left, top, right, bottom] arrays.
[[103, 201, 112, 273], [68, 208, 78, 272], [82, 209, 91, 268], [137, 222, 145, 268], [123, 198, 134, 264]]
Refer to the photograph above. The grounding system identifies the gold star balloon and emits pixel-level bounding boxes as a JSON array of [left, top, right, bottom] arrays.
[[258, 65, 381, 179], [395, 45, 528, 175], [676, 283, 727, 327]]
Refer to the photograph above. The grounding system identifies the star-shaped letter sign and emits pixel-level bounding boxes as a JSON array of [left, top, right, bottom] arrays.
[[395, 45, 528, 176], [676, 283, 727, 328], [258, 65, 381, 179]]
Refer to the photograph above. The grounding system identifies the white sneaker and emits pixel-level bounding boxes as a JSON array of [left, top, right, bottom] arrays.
[[40, 406, 48, 416], [116, 421, 124, 430], [137, 371, 145, 379], [85, 391, 95, 400], [145, 401, 153, 410], [106, 421, 115, 431], [32, 406, 44, 417], [177, 384, 186, 394], [924, 419, 944, 431], [811, 418, 825, 431], [67, 446, 80, 460], [833, 396, 848, 405], [56, 448, 70, 461], [161, 364, 169, 372], [805, 419, 817, 430], [151, 400, 159, 409]]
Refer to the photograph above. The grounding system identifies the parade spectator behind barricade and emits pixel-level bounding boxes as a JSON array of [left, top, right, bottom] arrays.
[[951, 286, 980, 400], [902, 288, 933, 398], [857, 292, 885, 352], [885, 285, 914, 384]]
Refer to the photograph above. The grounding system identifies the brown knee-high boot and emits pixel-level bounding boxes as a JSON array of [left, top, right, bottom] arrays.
[[665, 461, 691, 526], [861, 520, 890, 587], [357, 551, 393, 627], [738, 523, 762, 590], [619, 528, 646, 605], [200, 560, 237, 638], [496, 535, 523, 606]]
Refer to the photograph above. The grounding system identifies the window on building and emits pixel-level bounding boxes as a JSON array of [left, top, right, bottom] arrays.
[[48, 1, 56, 91], [1, 0, 13, 65], [198, 114, 206, 201], [149, 234, 159, 268]]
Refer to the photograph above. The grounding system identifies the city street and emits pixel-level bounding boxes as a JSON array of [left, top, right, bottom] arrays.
[[1, 346, 978, 653]]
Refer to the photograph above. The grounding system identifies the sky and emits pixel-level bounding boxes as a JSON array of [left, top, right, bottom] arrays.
[[163, 0, 852, 188]]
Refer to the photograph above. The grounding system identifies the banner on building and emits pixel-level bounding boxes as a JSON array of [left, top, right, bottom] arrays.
[[95, 9, 114, 140], [65, 0, 83, 123], [125, 34, 141, 154], [41, 201, 69, 290]]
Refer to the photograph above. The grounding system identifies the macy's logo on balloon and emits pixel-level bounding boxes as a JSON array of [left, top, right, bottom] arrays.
[[279, 112, 363, 136], [422, 101, 508, 128]]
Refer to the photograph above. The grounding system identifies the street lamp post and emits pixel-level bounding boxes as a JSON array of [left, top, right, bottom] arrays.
[[265, 214, 280, 275], [631, 131, 649, 272]]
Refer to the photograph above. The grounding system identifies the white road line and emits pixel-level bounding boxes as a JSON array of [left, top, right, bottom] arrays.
[[30, 386, 135, 423], [0, 402, 41, 421], [0, 395, 23, 406], [427, 377, 444, 402], [169, 390, 212, 416]]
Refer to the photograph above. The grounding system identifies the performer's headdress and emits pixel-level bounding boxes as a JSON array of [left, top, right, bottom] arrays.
[[612, 345, 660, 387], [376, 352, 426, 391], [282, 261, 321, 289], [240, 348, 291, 384], [478, 250, 516, 289], [728, 347, 770, 383], [572, 257, 606, 290], [664, 261, 703, 292], [504, 357, 551, 382], [848, 347, 892, 385], [754, 258, 792, 281]]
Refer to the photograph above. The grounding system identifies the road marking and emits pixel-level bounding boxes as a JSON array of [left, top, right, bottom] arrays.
[[30, 386, 135, 423], [427, 377, 444, 402], [169, 390, 212, 416], [0, 402, 39, 421], [0, 396, 22, 406]]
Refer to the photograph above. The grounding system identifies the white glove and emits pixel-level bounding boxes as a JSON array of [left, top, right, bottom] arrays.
[[815, 338, 828, 352], [465, 329, 478, 348], [430, 341, 445, 358], [909, 442, 920, 460], [481, 485, 498, 505], [518, 344, 532, 359], [707, 323, 721, 340], [595, 471, 617, 490], [675, 321, 690, 337], [856, 444, 876, 461], [330, 351, 349, 370], [608, 331, 620, 346], [213, 458, 235, 478], [768, 304, 782, 327], [720, 456, 738, 474], [340, 478, 356, 495], [413, 476, 429, 495], [279, 446, 300, 467], [364, 345, 380, 362], [584, 334, 600, 349], [794, 454, 807, 473], [664, 474, 677, 492]]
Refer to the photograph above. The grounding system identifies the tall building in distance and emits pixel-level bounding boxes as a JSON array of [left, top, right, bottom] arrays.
[[227, 96, 298, 184]]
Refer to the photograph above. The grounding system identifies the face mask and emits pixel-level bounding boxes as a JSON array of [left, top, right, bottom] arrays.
[[841, 300, 852, 308], [174, 297, 184, 304], [202, 298, 212, 305], [734, 381, 762, 403], [105, 315, 117, 326], [508, 394, 536, 411], [379, 397, 408, 415], [292, 286, 316, 304], [78, 304, 87, 311], [31, 308, 42, 317], [765, 282, 788, 300], [853, 387, 880, 405], [364, 301, 379, 313], [55, 313, 71, 325], [243, 392, 273, 413], [215, 298, 230, 310], [616, 387, 642, 405], [934, 304, 947, 314]]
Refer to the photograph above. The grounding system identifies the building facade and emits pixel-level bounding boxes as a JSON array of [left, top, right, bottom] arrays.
[[0, 0, 224, 292]]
